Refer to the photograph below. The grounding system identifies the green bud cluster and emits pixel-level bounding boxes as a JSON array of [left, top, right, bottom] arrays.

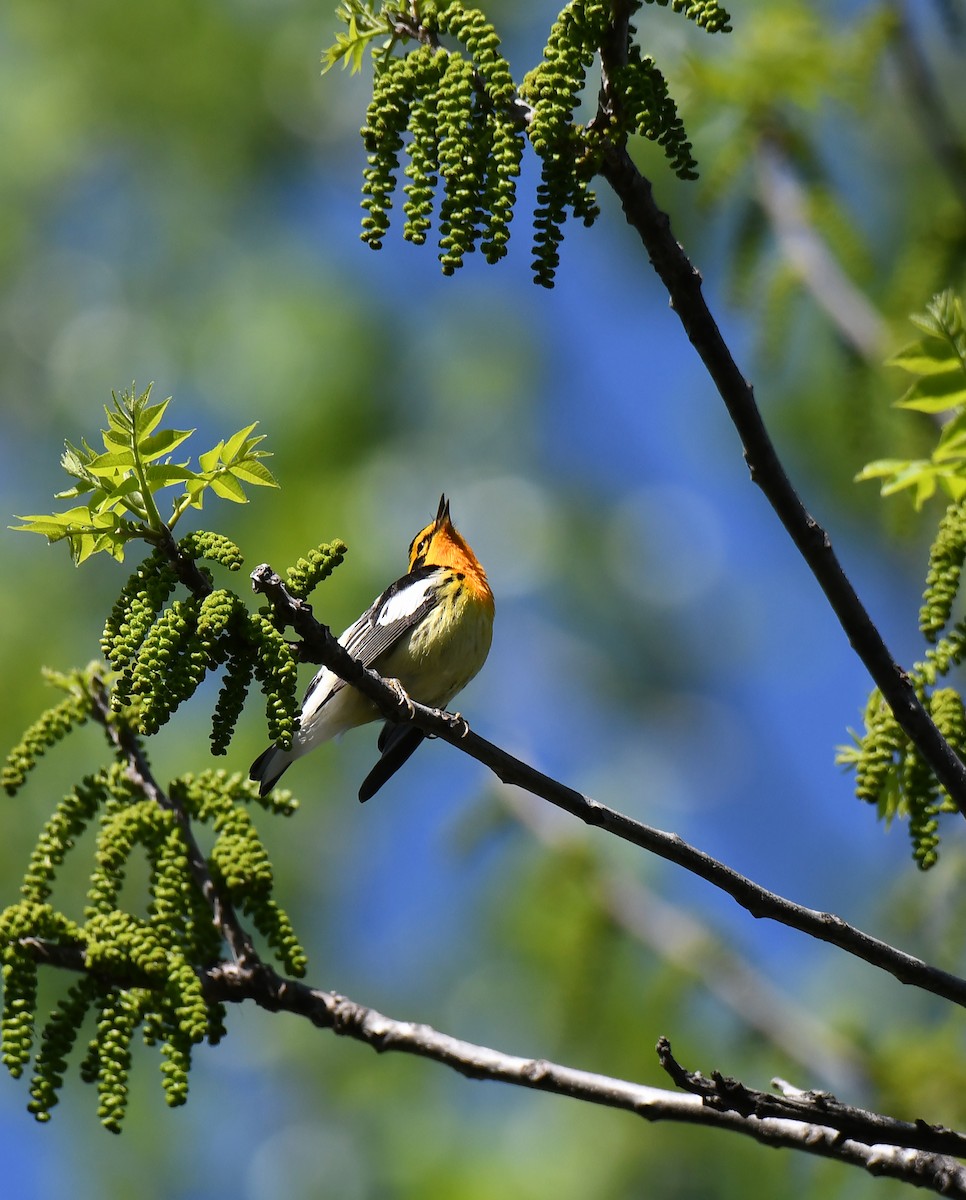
[[2, 690, 92, 796], [174, 770, 306, 976], [612, 43, 698, 180], [285, 539, 348, 599], [919, 501, 966, 641], [100, 530, 304, 754], [101, 547, 179, 672], [360, 3, 524, 273], [0, 904, 83, 1083], [641, 0, 731, 33], [842, 632, 966, 867], [1, 724, 304, 1128]]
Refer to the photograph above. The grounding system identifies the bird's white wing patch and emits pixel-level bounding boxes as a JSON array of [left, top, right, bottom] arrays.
[[377, 575, 438, 625]]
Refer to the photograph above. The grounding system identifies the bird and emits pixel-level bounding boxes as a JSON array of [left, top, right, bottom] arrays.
[[249, 495, 493, 801]]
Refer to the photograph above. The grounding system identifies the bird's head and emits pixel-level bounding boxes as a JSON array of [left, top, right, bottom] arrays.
[[407, 494, 488, 587]]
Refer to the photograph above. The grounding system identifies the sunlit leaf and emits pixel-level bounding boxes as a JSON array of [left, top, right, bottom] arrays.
[[209, 473, 248, 503], [140, 428, 195, 462], [895, 370, 966, 412]]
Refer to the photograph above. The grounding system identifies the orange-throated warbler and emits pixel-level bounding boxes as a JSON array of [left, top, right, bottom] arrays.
[[250, 495, 494, 801]]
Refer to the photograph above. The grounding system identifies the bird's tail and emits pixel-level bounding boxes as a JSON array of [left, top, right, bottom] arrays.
[[249, 744, 297, 797]]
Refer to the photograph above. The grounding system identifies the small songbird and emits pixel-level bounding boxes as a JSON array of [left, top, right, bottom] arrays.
[[250, 495, 494, 801]]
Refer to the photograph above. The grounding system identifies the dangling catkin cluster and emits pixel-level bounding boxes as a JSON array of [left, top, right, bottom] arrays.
[[840, 630, 966, 867], [1, 726, 306, 1130], [919, 500, 966, 641], [360, 4, 525, 275], [350, 0, 731, 285], [842, 494, 966, 865], [100, 531, 303, 755]]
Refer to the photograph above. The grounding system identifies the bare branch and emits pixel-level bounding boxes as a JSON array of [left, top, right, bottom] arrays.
[[88, 677, 259, 969], [657, 1037, 966, 1161], [17, 936, 966, 1196], [250, 566, 966, 1012], [593, 138, 966, 819]]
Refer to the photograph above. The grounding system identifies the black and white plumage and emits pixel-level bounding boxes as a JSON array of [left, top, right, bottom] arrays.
[[249, 502, 494, 800]]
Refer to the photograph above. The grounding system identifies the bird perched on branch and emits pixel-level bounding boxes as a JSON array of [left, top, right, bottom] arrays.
[[250, 495, 493, 801]]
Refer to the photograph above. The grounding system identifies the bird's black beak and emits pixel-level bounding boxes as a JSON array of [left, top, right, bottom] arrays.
[[436, 494, 451, 526]]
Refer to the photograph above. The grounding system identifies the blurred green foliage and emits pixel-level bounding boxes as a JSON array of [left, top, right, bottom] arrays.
[[3, 0, 966, 1197]]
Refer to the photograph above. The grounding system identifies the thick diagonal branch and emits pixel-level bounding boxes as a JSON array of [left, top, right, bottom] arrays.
[[594, 139, 966, 820], [250, 566, 966, 1012]]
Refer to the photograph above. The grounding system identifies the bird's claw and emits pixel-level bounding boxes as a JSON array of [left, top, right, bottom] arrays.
[[386, 678, 416, 719], [443, 709, 470, 739]]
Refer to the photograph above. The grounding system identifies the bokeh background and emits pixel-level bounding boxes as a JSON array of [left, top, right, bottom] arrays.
[[3, 1, 966, 1196]]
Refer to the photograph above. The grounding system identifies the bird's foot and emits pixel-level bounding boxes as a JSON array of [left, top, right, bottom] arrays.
[[442, 709, 470, 739], [385, 678, 416, 719]]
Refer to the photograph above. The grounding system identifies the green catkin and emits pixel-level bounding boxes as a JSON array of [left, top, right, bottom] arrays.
[[240, 896, 308, 978], [22, 774, 108, 903], [28, 977, 100, 1122], [2, 692, 92, 795], [93, 988, 146, 1133], [903, 743, 941, 869], [361, 54, 417, 249], [210, 645, 255, 756], [247, 613, 299, 750], [437, 52, 484, 273], [920, 502, 966, 641], [86, 800, 168, 920], [1, 954, 39, 1079], [284, 540, 348, 600], [402, 46, 445, 246], [616, 43, 698, 179], [642, 0, 732, 33], [177, 531, 244, 572]]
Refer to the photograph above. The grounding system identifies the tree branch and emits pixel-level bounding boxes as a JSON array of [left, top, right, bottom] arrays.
[[593, 138, 966, 820], [655, 1036, 966, 1161], [16, 936, 966, 1196], [250, 566, 966, 1012], [88, 676, 259, 969]]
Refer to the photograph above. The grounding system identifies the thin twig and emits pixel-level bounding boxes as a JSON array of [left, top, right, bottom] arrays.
[[88, 677, 259, 969], [656, 1037, 966, 1160], [250, 566, 966, 1012]]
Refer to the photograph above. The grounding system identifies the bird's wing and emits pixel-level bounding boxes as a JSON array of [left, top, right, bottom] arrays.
[[339, 565, 442, 666], [299, 566, 443, 708]]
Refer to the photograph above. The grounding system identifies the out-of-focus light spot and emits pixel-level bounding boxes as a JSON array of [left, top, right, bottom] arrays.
[[606, 484, 727, 607]]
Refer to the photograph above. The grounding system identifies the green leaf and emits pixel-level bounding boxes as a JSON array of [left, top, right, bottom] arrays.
[[886, 339, 959, 376], [198, 443, 224, 474], [228, 459, 278, 488], [143, 465, 198, 487], [209, 473, 248, 503], [139, 428, 195, 462], [222, 423, 259, 463], [894, 366, 966, 411], [137, 397, 171, 439]]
